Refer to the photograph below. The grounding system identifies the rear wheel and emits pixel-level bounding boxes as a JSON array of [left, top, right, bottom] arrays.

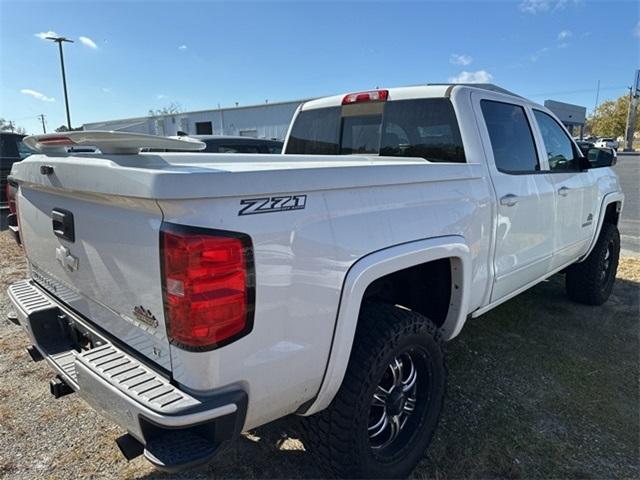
[[566, 223, 620, 305], [300, 303, 446, 478]]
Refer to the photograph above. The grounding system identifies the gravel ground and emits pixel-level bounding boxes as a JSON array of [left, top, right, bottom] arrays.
[[0, 229, 638, 479]]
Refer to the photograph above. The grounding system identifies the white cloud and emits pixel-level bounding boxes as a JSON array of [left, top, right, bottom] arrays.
[[519, 0, 578, 14], [34, 30, 58, 40], [450, 53, 472, 66], [156, 94, 167, 100], [178, 45, 187, 50], [79, 36, 97, 49], [101, 87, 111, 93], [530, 46, 550, 62], [634, 21, 640, 38], [448, 70, 493, 84], [21, 89, 55, 102], [557, 29, 572, 40]]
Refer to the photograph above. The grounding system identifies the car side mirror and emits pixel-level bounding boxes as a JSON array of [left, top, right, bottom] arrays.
[[586, 147, 617, 168], [577, 155, 591, 171]]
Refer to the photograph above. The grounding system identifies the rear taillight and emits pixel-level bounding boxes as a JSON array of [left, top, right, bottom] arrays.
[[7, 183, 17, 215], [342, 89, 389, 105], [160, 224, 254, 350]]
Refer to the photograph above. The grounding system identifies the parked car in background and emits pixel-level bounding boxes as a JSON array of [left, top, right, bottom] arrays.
[[1, 132, 30, 209], [156, 135, 283, 154], [594, 138, 619, 150], [575, 140, 595, 155]]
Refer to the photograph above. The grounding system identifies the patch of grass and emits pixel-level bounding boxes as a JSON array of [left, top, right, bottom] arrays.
[[0, 225, 637, 479]]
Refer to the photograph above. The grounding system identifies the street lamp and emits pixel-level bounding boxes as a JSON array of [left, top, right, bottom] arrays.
[[46, 36, 74, 130]]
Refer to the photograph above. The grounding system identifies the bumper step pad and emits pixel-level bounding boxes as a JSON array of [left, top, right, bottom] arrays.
[[8, 279, 247, 473], [144, 430, 218, 472]]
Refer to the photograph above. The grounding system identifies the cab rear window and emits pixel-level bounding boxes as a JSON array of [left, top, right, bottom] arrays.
[[286, 98, 466, 163]]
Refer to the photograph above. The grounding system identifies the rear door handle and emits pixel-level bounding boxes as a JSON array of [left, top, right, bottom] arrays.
[[558, 186, 571, 197], [500, 194, 519, 207]]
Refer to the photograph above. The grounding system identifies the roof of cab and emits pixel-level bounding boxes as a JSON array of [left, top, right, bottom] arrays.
[[300, 83, 526, 111]]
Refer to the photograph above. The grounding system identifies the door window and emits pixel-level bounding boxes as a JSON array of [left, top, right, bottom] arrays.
[[533, 110, 578, 171], [480, 100, 539, 173]]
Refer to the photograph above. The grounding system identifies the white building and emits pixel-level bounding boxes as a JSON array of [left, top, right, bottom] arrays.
[[82, 99, 308, 140]]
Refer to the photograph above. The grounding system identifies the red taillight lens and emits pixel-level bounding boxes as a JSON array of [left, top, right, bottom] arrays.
[[161, 224, 254, 350], [6, 183, 16, 215], [39, 136, 75, 146], [342, 89, 389, 105]]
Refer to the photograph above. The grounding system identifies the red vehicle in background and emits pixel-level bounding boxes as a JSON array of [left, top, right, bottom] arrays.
[[1, 132, 31, 243]]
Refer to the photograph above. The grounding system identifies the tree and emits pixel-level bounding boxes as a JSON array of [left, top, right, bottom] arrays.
[[55, 125, 83, 133], [148, 102, 182, 117], [587, 94, 639, 138], [0, 118, 26, 134]]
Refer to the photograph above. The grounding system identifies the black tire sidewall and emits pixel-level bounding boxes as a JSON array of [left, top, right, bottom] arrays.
[[566, 223, 620, 305], [349, 305, 446, 478], [598, 225, 620, 300]]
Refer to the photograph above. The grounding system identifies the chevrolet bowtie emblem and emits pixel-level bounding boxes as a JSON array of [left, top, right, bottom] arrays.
[[56, 245, 78, 271]]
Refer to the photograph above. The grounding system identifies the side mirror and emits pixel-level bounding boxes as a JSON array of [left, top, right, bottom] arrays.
[[586, 147, 617, 168]]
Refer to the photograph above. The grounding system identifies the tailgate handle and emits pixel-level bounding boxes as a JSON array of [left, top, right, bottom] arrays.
[[52, 209, 75, 242]]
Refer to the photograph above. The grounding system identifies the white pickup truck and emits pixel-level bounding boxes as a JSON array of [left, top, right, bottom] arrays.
[[7, 84, 623, 478]]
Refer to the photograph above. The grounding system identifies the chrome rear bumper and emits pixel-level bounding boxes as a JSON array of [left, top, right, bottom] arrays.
[[8, 279, 246, 471]]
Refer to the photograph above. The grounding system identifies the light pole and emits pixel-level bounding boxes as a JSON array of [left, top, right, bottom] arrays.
[[46, 36, 74, 130], [623, 70, 639, 152]]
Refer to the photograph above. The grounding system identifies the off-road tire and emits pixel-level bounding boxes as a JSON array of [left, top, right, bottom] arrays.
[[300, 303, 446, 479], [566, 223, 620, 305]]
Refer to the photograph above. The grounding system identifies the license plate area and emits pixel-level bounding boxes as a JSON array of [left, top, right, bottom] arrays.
[[29, 306, 107, 357]]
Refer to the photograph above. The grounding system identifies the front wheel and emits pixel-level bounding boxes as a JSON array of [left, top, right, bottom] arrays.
[[300, 303, 446, 478], [566, 223, 620, 305]]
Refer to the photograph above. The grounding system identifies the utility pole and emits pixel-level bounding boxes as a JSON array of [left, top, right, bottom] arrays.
[[46, 36, 74, 130], [38, 114, 47, 134], [623, 69, 639, 152], [218, 103, 225, 135], [593, 79, 601, 114]]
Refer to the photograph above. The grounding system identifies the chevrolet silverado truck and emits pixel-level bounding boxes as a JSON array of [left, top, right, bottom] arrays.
[[7, 84, 623, 478]]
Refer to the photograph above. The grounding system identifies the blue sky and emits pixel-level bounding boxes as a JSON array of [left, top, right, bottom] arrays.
[[1, 0, 638, 134]]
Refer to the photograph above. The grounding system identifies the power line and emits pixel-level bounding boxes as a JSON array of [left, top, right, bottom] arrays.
[[524, 84, 626, 99]]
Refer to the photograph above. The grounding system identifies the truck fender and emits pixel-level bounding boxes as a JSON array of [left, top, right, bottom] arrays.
[[302, 235, 471, 416], [580, 192, 624, 261]]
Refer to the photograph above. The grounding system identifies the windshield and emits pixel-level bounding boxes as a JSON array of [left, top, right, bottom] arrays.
[[285, 98, 466, 163]]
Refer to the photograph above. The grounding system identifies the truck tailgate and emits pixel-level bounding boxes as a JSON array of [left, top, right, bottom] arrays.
[[17, 185, 171, 370]]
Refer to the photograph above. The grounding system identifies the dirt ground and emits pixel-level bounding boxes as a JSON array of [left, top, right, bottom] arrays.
[[0, 230, 638, 479]]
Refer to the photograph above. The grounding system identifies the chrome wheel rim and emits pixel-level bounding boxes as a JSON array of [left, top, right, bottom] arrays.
[[600, 242, 613, 283], [368, 352, 419, 450]]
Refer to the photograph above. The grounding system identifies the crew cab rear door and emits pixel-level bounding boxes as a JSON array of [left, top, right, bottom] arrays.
[[472, 92, 556, 301]]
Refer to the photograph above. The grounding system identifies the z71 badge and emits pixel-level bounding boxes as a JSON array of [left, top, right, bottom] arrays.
[[239, 195, 307, 216]]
